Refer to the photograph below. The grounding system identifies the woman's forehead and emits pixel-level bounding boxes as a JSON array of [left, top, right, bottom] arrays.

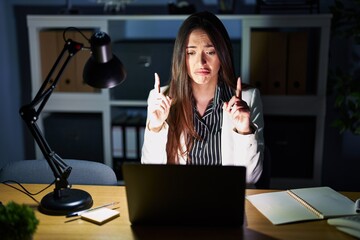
[[187, 29, 214, 47]]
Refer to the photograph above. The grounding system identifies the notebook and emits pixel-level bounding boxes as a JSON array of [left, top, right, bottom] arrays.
[[81, 207, 120, 225], [122, 163, 246, 226], [246, 186, 357, 225]]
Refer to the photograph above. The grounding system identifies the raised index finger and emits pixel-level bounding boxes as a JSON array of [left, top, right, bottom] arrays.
[[154, 72, 160, 93], [236, 77, 242, 99]]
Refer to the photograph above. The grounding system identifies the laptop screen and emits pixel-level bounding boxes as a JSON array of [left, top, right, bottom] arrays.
[[122, 163, 246, 226]]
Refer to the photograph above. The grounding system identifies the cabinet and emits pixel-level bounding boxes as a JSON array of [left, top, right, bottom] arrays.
[[27, 14, 331, 188]]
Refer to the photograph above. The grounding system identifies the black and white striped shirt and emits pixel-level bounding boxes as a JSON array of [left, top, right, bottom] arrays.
[[188, 82, 233, 165]]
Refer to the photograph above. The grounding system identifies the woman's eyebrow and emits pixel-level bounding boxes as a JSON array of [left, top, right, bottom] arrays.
[[186, 44, 214, 49]]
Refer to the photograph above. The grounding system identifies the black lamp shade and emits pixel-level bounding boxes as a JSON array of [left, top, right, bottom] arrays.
[[83, 31, 126, 88], [84, 55, 126, 88]]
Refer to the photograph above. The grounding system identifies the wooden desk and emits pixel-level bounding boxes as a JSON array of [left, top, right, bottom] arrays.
[[0, 184, 359, 240]]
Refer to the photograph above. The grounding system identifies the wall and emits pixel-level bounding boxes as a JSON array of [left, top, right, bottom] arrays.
[[0, 0, 24, 168], [322, 19, 360, 191]]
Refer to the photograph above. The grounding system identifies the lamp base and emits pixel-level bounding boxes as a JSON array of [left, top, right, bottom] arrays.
[[39, 188, 93, 215]]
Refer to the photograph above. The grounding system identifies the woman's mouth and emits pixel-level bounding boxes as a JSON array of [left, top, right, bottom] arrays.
[[195, 69, 210, 75]]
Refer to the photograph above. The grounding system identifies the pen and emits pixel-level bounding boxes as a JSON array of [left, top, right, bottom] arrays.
[[355, 199, 360, 213], [66, 201, 120, 218]]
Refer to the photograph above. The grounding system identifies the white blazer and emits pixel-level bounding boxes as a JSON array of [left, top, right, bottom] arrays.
[[141, 86, 264, 186]]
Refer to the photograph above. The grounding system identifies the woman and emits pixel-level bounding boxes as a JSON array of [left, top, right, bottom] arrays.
[[141, 11, 264, 186]]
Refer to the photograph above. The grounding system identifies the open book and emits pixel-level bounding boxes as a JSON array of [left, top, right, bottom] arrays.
[[246, 186, 357, 225]]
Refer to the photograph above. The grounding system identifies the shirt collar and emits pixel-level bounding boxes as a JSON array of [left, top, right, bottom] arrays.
[[218, 81, 233, 104], [191, 81, 234, 110]]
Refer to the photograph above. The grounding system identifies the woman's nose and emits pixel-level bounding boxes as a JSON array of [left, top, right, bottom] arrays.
[[199, 52, 207, 64]]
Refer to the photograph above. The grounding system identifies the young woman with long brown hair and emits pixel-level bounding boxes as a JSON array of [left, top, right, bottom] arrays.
[[141, 11, 264, 186]]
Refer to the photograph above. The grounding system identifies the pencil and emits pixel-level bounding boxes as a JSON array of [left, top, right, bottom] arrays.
[[66, 201, 120, 218]]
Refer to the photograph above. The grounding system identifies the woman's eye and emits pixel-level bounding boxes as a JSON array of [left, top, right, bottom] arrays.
[[187, 51, 195, 55], [206, 51, 216, 55]]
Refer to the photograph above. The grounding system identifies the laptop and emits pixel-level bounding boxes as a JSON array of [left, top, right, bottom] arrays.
[[122, 163, 246, 226]]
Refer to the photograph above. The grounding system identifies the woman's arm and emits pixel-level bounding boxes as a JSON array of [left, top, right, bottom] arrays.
[[223, 88, 264, 185], [238, 88, 264, 185], [141, 87, 169, 164]]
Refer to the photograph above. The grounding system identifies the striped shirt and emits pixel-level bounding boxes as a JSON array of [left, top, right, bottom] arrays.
[[188, 82, 233, 165]]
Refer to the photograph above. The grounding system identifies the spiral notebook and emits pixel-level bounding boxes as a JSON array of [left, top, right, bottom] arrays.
[[246, 186, 357, 225]]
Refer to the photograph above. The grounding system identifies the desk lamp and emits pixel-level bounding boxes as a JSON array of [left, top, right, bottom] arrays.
[[19, 27, 126, 215]]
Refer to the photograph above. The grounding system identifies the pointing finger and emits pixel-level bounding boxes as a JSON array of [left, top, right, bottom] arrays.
[[236, 77, 242, 99], [154, 72, 160, 93]]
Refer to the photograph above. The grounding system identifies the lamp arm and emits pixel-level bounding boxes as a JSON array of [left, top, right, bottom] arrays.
[[20, 39, 84, 192]]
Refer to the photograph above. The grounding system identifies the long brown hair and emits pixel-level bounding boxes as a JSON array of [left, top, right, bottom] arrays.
[[165, 11, 237, 164]]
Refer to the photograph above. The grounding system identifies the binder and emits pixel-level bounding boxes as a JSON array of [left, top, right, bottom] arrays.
[[250, 31, 269, 94], [125, 125, 138, 159], [39, 30, 97, 92], [287, 31, 308, 95], [72, 30, 98, 93], [112, 115, 128, 159], [250, 31, 287, 95], [39, 31, 63, 91], [267, 32, 287, 95], [112, 114, 146, 162], [112, 126, 124, 158]]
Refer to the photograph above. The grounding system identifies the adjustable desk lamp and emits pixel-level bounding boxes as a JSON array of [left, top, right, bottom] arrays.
[[19, 27, 126, 215]]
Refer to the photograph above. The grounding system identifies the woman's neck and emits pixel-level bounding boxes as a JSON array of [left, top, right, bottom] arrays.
[[192, 82, 217, 117]]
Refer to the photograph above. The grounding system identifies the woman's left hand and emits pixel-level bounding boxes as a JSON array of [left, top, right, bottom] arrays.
[[223, 77, 252, 134]]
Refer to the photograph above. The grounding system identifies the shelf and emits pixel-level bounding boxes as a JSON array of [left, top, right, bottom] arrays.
[[262, 95, 326, 116], [27, 14, 331, 188]]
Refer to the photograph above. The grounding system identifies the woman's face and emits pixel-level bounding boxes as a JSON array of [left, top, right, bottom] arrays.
[[185, 29, 221, 87]]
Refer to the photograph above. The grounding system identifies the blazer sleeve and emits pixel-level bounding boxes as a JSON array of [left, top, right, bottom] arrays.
[[141, 88, 168, 164], [222, 88, 264, 186], [241, 87, 264, 185]]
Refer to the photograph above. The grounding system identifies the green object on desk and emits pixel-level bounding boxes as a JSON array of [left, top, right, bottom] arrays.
[[0, 201, 39, 240]]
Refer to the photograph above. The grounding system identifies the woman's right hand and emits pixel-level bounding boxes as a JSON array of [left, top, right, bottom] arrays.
[[147, 73, 172, 132]]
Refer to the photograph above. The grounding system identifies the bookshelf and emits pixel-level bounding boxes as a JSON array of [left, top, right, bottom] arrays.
[[27, 14, 331, 187]]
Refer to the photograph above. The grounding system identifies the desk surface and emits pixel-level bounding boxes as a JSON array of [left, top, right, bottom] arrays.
[[0, 184, 359, 240]]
